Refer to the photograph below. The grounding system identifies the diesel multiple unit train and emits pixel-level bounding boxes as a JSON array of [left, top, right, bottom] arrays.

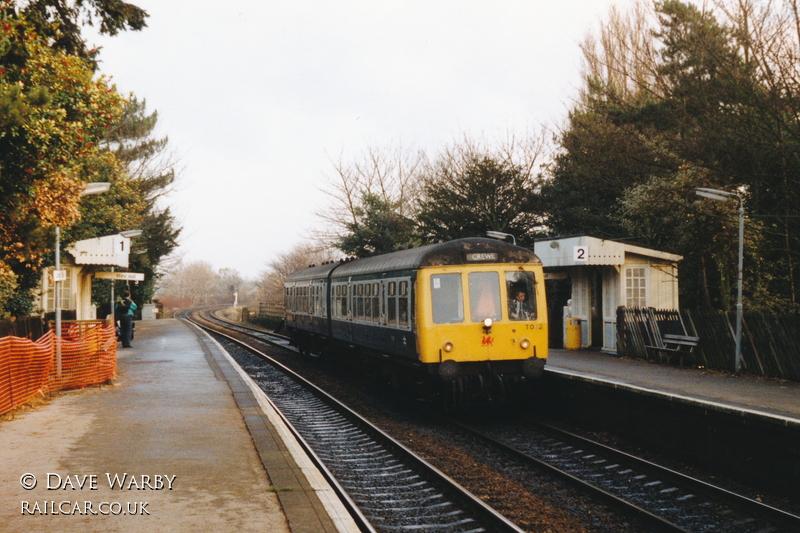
[[284, 238, 548, 407]]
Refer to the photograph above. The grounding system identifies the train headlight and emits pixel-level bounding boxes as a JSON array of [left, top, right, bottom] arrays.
[[520, 338, 531, 350], [483, 317, 493, 329], [443, 342, 454, 353]]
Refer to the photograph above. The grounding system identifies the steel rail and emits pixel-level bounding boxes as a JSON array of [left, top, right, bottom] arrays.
[[187, 309, 526, 533], [523, 417, 800, 531], [451, 418, 800, 533]]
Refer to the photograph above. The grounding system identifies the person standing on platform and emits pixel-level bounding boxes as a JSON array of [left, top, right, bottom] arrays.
[[116, 290, 137, 348]]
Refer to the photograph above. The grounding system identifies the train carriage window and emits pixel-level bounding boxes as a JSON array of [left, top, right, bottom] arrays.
[[399, 280, 410, 327], [371, 283, 381, 323], [469, 272, 502, 323], [334, 283, 348, 318], [506, 271, 537, 321], [356, 283, 365, 321], [386, 282, 397, 325], [431, 274, 463, 324], [364, 283, 372, 321]]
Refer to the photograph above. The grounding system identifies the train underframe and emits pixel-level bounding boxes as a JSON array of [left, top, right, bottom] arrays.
[[289, 329, 545, 410]]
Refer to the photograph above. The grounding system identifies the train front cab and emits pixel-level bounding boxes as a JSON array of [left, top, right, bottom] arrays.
[[415, 262, 548, 390]]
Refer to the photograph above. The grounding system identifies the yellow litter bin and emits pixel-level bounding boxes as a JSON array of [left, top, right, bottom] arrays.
[[565, 318, 582, 350]]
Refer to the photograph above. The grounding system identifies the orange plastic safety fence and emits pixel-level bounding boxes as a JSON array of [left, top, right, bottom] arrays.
[[0, 332, 54, 415], [0, 323, 117, 415]]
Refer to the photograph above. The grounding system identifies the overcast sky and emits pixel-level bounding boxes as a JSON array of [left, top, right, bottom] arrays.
[[87, 0, 622, 279]]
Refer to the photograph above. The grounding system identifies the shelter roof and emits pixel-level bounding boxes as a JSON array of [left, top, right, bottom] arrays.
[[533, 236, 682, 267]]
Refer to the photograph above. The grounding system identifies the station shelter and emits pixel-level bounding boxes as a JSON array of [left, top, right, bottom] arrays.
[[38, 234, 137, 321], [533, 236, 683, 352]]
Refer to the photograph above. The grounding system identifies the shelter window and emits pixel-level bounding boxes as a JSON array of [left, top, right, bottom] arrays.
[[506, 271, 537, 321], [469, 272, 502, 323], [626, 266, 647, 308], [431, 274, 463, 324]]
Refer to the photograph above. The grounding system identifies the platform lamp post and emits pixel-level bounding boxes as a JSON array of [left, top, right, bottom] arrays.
[[486, 230, 517, 245], [55, 182, 111, 379], [110, 229, 143, 320], [695, 187, 745, 373]]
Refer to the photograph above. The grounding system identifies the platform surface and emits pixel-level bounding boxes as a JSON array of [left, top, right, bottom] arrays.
[[0, 318, 352, 533], [547, 348, 800, 424]]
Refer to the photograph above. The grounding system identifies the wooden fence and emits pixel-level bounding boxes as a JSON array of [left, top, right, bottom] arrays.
[[0, 316, 48, 342], [617, 308, 800, 381], [257, 301, 284, 317]]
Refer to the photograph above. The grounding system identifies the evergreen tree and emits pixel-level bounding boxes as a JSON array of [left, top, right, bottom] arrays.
[[91, 96, 182, 308], [337, 193, 416, 258], [417, 152, 542, 246], [546, 0, 800, 311], [18, 0, 147, 60]]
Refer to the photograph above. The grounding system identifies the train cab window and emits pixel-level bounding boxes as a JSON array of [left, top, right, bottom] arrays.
[[431, 273, 464, 324], [506, 271, 537, 321], [468, 272, 502, 323]]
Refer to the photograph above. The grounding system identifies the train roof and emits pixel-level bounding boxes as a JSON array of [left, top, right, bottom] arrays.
[[284, 261, 341, 282], [285, 238, 541, 282]]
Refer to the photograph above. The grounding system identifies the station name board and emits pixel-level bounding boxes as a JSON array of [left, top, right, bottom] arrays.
[[95, 272, 145, 281]]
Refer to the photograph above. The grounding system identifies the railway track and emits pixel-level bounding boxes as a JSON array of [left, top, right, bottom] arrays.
[[188, 309, 800, 533], [186, 309, 524, 533], [449, 416, 800, 533]]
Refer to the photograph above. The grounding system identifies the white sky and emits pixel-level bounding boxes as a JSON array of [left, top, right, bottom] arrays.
[[86, 0, 621, 279]]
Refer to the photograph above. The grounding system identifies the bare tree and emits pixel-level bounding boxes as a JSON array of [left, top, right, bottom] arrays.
[[256, 243, 338, 311], [316, 144, 427, 246], [157, 261, 218, 306], [578, 0, 662, 107]]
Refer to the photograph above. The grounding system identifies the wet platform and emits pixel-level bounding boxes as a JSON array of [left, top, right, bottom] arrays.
[[547, 348, 800, 425], [0, 319, 358, 533]]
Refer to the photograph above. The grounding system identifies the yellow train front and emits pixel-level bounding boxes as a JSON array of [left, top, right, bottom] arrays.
[[284, 237, 548, 408]]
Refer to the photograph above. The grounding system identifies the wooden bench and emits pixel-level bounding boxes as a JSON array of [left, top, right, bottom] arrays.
[[662, 333, 700, 350], [645, 333, 699, 365], [641, 308, 700, 366]]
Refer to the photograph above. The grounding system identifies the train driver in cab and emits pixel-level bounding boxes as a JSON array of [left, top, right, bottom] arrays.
[[508, 288, 533, 320]]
